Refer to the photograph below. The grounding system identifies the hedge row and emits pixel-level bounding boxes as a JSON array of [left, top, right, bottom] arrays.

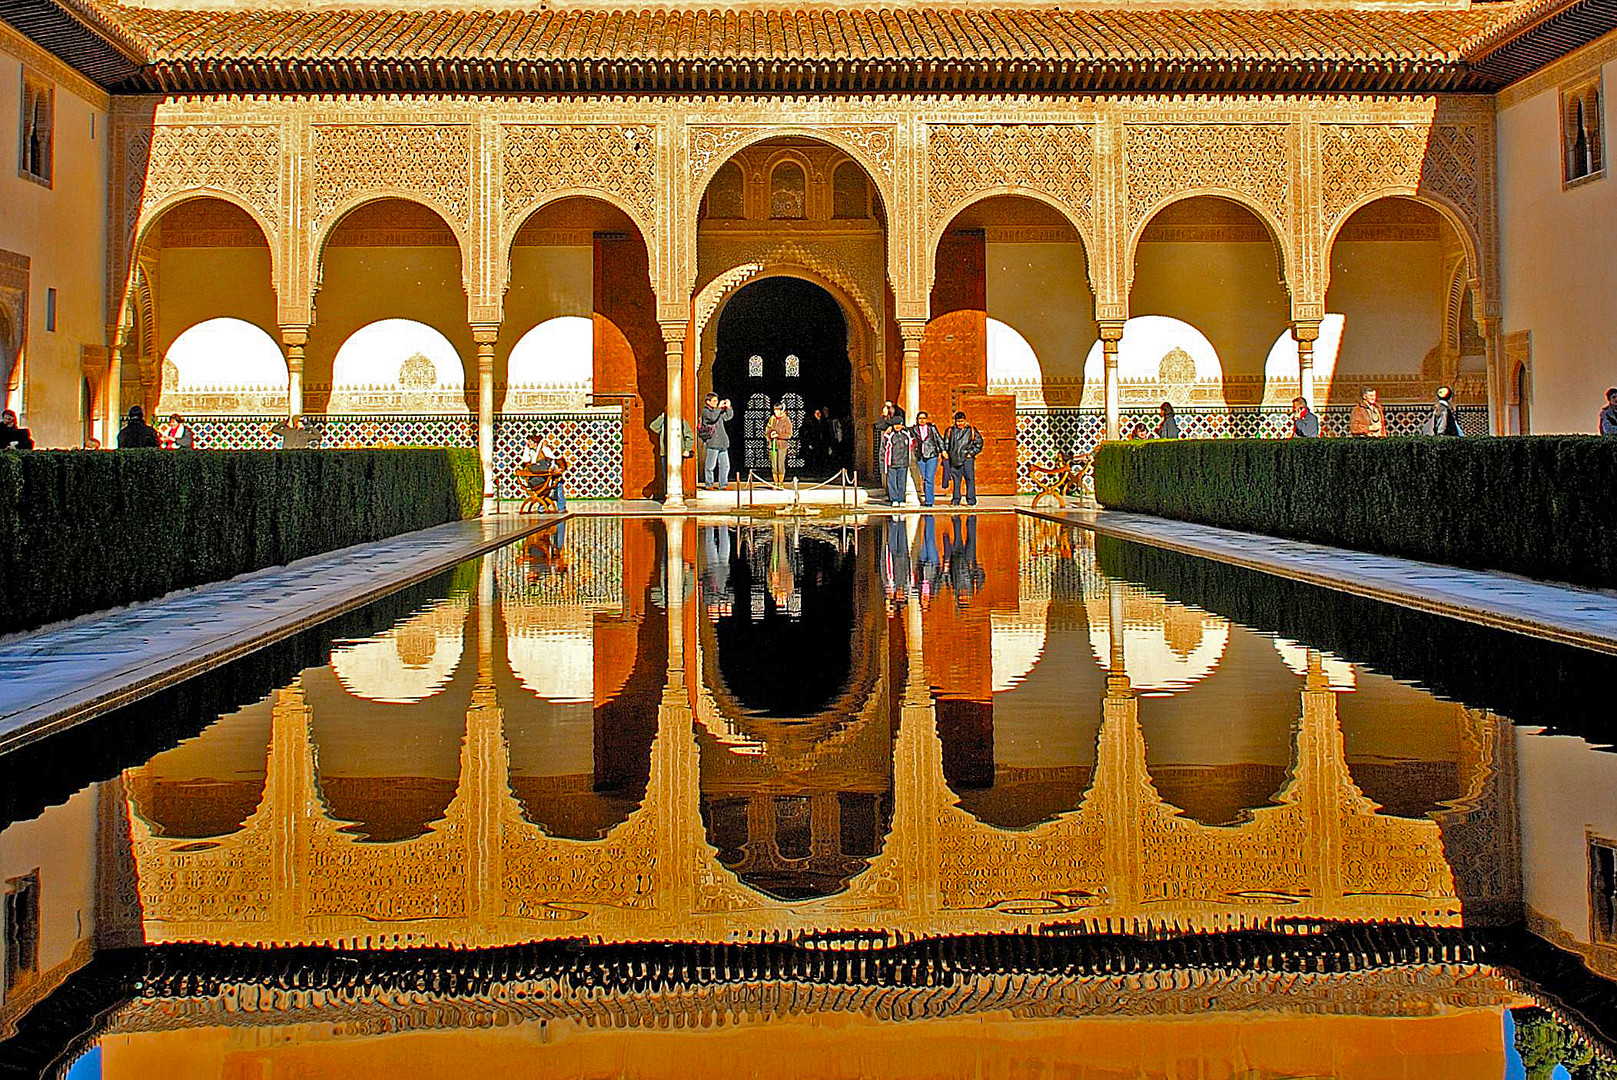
[[0, 448, 482, 633], [1094, 436, 1617, 588]]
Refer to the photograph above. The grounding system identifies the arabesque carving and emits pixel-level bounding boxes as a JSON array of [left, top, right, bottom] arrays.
[[312, 124, 472, 228], [501, 124, 657, 236], [926, 124, 1094, 234], [137, 125, 282, 239], [1319, 122, 1485, 236], [1125, 124, 1291, 237]]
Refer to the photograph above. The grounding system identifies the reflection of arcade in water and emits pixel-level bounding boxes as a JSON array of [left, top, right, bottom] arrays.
[[104, 516, 1517, 952]]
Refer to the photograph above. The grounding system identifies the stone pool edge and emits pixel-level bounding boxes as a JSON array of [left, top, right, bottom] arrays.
[[0, 514, 562, 757], [1024, 506, 1617, 657]]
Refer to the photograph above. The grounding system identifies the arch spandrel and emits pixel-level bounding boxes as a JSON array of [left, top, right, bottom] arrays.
[[124, 191, 286, 336], [683, 124, 899, 298], [925, 187, 1098, 301], [1124, 189, 1298, 300]]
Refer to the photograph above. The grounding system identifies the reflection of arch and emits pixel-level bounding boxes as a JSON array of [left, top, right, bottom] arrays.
[[502, 601, 593, 703], [329, 603, 466, 704], [1083, 589, 1230, 691], [1128, 191, 1293, 291], [127, 701, 273, 840], [991, 600, 1048, 693], [1272, 637, 1355, 689], [927, 187, 1094, 282], [1339, 673, 1469, 820]]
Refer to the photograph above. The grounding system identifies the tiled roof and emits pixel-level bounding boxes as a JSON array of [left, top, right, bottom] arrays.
[[1464, 0, 1617, 83], [92, 4, 1508, 92]]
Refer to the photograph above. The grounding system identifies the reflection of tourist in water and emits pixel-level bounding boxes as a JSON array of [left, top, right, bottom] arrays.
[[523, 520, 569, 582], [701, 525, 734, 617], [916, 516, 942, 607], [767, 523, 797, 613], [942, 516, 984, 602], [882, 517, 911, 607]]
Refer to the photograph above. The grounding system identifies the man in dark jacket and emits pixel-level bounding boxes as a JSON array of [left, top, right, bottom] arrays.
[[270, 414, 316, 449], [1290, 396, 1319, 438], [943, 411, 983, 507], [0, 409, 33, 449], [698, 392, 734, 489], [117, 406, 160, 448], [879, 418, 911, 505], [1421, 385, 1463, 436], [910, 410, 944, 506], [1600, 387, 1617, 435]]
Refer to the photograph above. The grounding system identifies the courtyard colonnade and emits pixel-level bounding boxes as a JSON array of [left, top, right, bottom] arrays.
[[108, 94, 1500, 500]]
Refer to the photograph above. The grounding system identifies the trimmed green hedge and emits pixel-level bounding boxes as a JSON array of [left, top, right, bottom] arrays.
[[0, 448, 481, 633], [1094, 436, 1617, 587]]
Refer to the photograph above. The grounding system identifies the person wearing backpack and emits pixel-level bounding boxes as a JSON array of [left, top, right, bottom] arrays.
[[698, 392, 734, 489]]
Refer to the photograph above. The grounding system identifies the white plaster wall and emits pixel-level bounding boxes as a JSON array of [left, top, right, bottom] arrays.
[[1497, 35, 1617, 433], [1514, 728, 1617, 946], [984, 241, 1096, 387], [1326, 239, 1446, 379], [0, 44, 109, 447]]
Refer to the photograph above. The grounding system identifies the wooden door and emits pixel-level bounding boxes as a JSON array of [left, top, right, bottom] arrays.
[[958, 393, 1017, 496]]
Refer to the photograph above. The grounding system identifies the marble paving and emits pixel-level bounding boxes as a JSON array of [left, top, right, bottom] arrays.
[[0, 514, 555, 754], [1029, 505, 1617, 656]]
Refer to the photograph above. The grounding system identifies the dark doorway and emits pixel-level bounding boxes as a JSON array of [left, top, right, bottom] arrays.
[[712, 277, 851, 479]]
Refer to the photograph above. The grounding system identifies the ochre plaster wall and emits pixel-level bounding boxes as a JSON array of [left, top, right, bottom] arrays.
[[0, 786, 98, 1014], [498, 244, 592, 391], [1130, 240, 1290, 386], [1327, 239, 1447, 382], [984, 240, 1096, 393], [1497, 33, 1617, 433], [305, 246, 474, 404], [0, 38, 109, 447], [154, 246, 278, 359], [1514, 728, 1617, 957]]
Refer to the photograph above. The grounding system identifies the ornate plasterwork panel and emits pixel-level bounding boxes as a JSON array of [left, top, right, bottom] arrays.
[[925, 124, 1094, 236], [688, 124, 896, 195], [311, 124, 473, 232], [694, 237, 882, 335], [501, 124, 658, 237], [1319, 122, 1485, 242], [1124, 124, 1292, 241], [134, 125, 283, 243]]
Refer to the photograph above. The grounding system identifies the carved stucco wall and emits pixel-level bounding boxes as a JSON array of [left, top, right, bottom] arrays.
[[107, 94, 1500, 418]]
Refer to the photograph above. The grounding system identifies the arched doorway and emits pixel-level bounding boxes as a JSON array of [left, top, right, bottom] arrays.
[[712, 277, 851, 479]]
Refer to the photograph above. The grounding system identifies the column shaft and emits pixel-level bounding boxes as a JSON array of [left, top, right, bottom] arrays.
[[899, 321, 925, 500], [1099, 322, 1124, 442], [662, 326, 686, 506], [1292, 321, 1320, 407], [281, 326, 308, 417], [473, 326, 498, 501]]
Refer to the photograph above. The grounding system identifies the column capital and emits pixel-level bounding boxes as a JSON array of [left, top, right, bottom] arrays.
[[1290, 320, 1321, 344], [658, 321, 688, 347], [279, 325, 309, 349], [1097, 320, 1126, 344], [470, 324, 501, 348], [896, 318, 927, 346]]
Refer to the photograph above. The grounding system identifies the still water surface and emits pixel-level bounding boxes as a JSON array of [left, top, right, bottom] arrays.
[[2, 515, 1614, 1078]]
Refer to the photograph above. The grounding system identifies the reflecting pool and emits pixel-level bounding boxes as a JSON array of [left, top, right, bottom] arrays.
[[2, 515, 1614, 1078]]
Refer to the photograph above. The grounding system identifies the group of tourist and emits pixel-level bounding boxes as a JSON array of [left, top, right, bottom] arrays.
[[875, 403, 983, 507], [695, 394, 854, 489], [1122, 386, 1472, 441], [115, 407, 196, 449]]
